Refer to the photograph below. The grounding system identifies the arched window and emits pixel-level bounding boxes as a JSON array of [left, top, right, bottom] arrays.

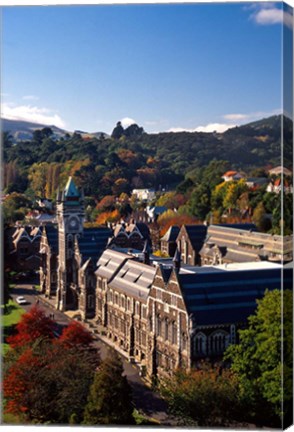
[[194, 332, 207, 355], [210, 331, 230, 354]]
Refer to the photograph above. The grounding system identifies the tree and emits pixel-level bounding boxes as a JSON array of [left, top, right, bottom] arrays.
[[83, 352, 134, 425], [4, 341, 100, 424], [188, 184, 211, 220], [58, 320, 94, 349], [7, 305, 56, 349], [160, 362, 240, 426], [252, 202, 271, 232], [225, 289, 293, 426]]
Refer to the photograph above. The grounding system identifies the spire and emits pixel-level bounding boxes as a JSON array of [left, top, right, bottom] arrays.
[[142, 239, 150, 265], [173, 248, 181, 273], [64, 177, 80, 198]]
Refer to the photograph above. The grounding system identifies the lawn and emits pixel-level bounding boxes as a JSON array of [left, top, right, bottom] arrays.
[[2, 300, 25, 355]]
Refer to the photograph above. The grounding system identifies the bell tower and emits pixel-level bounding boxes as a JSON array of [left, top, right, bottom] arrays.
[[56, 177, 85, 311]]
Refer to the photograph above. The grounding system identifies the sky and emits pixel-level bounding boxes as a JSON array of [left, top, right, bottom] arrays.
[[1, 1, 293, 135]]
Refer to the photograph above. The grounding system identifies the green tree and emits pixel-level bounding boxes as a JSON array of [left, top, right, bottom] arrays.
[[188, 184, 211, 220], [225, 289, 293, 426], [252, 202, 271, 232], [83, 352, 134, 425], [160, 363, 240, 426]]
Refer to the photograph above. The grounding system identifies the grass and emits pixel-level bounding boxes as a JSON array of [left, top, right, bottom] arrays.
[[2, 300, 25, 355]]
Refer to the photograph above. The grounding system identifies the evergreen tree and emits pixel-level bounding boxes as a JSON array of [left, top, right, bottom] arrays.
[[83, 351, 134, 425]]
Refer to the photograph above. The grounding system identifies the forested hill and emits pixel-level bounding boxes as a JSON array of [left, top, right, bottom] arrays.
[[3, 114, 292, 199]]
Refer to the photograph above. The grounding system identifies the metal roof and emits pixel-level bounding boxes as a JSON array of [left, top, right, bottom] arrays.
[[178, 265, 291, 326]]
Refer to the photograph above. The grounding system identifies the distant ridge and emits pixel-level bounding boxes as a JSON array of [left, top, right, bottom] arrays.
[[2, 118, 108, 142]]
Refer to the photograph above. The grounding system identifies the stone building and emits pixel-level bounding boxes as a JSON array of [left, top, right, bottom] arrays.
[[39, 177, 292, 382], [40, 177, 111, 318], [110, 221, 151, 251], [160, 225, 180, 257], [5, 225, 43, 272], [93, 247, 290, 380], [200, 224, 293, 265], [176, 225, 208, 265]]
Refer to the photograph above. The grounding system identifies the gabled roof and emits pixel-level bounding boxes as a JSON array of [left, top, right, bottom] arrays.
[[96, 249, 130, 281], [161, 225, 180, 242], [109, 260, 156, 301], [180, 225, 208, 249]]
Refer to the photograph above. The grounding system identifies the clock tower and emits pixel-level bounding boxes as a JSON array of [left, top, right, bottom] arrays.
[[56, 177, 85, 311]]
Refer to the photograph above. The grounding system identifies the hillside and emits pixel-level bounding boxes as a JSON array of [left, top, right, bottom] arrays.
[[3, 114, 292, 200], [2, 118, 108, 142]]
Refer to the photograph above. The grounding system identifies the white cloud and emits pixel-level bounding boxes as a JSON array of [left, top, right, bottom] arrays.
[[223, 109, 281, 123], [120, 117, 136, 128], [168, 123, 236, 134], [250, 4, 293, 29], [1, 102, 66, 128]]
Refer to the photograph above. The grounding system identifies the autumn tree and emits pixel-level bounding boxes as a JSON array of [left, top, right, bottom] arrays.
[[7, 305, 56, 349], [83, 352, 134, 425]]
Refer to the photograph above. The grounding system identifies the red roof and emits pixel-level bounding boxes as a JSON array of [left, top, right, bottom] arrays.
[[223, 170, 238, 177]]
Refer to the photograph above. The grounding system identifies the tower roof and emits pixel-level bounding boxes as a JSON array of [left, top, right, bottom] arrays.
[[64, 177, 80, 199]]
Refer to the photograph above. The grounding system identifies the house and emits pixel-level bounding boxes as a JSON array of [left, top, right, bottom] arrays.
[[132, 188, 156, 202], [245, 177, 268, 190], [146, 206, 167, 222], [266, 178, 293, 194], [221, 171, 244, 182], [268, 166, 292, 177]]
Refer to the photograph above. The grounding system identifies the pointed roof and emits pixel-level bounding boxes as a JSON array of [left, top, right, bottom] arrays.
[[64, 177, 80, 198]]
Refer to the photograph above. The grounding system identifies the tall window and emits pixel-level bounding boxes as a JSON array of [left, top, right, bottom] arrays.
[[88, 295, 94, 309], [194, 332, 207, 355], [156, 315, 162, 337], [172, 321, 177, 345], [164, 319, 169, 341], [210, 331, 230, 354]]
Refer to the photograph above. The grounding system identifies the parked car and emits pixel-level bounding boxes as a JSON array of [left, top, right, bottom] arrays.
[[16, 296, 28, 305]]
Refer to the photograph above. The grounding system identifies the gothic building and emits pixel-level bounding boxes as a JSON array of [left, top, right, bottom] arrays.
[[40, 177, 111, 318], [39, 177, 292, 381]]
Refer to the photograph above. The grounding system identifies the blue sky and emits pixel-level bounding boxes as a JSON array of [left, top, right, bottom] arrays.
[[1, 2, 293, 134]]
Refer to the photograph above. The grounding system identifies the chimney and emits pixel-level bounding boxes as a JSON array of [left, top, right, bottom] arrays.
[[142, 239, 150, 265], [173, 248, 181, 273]]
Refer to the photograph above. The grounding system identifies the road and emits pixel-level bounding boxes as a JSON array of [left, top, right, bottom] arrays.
[[10, 283, 176, 425]]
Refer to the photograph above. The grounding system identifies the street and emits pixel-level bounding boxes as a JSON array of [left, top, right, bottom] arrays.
[[9, 283, 176, 425]]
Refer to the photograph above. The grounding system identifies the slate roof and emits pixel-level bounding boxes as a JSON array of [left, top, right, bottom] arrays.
[[109, 260, 156, 301], [161, 226, 180, 242], [45, 225, 58, 253], [179, 264, 291, 326], [64, 176, 80, 198], [182, 225, 208, 248], [96, 249, 130, 281], [77, 227, 112, 264]]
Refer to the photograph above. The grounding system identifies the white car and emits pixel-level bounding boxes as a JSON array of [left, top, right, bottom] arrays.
[[16, 296, 27, 305]]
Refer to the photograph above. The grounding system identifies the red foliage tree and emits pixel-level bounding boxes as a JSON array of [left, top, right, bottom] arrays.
[[7, 305, 56, 349], [57, 321, 94, 349]]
